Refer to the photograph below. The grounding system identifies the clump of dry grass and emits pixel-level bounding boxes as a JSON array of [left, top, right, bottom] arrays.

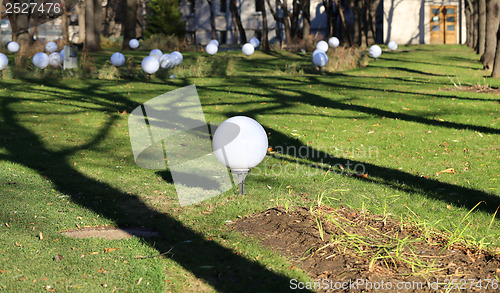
[[323, 46, 369, 72]]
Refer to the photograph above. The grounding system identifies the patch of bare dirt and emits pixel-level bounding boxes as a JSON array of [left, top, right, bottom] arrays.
[[233, 206, 500, 292], [60, 226, 160, 240]]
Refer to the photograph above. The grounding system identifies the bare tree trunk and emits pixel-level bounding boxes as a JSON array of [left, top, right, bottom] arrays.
[[62, 0, 70, 44], [6, 1, 18, 42], [122, 0, 137, 49], [230, 0, 247, 43], [290, 0, 300, 39], [15, 0, 30, 54], [473, 0, 479, 51], [0, 0, 3, 42], [491, 26, 500, 77], [230, 7, 239, 44], [266, 0, 282, 46], [482, 0, 500, 69], [207, 0, 217, 39], [261, 1, 270, 51], [321, 0, 332, 37], [465, 0, 473, 47], [281, 0, 292, 43], [76, 0, 86, 44], [352, 0, 362, 46], [301, 0, 311, 40], [334, 0, 352, 45], [478, 0, 486, 54], [85, 0, 101, 51]]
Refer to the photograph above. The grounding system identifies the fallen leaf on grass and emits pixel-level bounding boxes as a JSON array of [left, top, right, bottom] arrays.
[[436, 168, 455, 176], [90, 252, 99, 255], [5, 223, 9, 228], [44, 285, 56, 292], [53, 254, 63, 261], [39, 232, 43, 241], [137, 277, 143, 285], [97, 267, 109, 273], [351, 173, 368, 179], [105, 247, 120, 253]]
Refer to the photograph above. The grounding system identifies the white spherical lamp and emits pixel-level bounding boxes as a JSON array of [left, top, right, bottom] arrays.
[[313, 51, 328, 67], [0, 53, 8, 70], [129, 39, 140, 49], [369, 45, 382, 59], [160, 54, 174, 69], [212, 116, 268, 194], [141, 56, 159, 74], [249, 38, 260, 48], [33, 52, 49, 69], [206, 43, 218, 55], [328, 37, 340, 48], [45, 42, 58, 53], [316, 40, 329, 53], [170, 51, 183, 65], [111, 52, 126, 67], [242, 43, 254, 56], [48, 52, 62, 67], [7, 42, 19, 53], [209, 39, 219, 47], [312, 49, 323, 57], [388, 41, 398, 51], [149, 49, 163, 61]]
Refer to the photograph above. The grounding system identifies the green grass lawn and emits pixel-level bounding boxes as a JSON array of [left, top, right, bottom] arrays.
[[0, 44, 499, 292]]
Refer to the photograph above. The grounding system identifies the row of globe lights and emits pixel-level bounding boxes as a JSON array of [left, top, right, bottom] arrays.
[[205, 37, 260, 57], [1, 38, 399, 73], [112, 39, 184, 75]]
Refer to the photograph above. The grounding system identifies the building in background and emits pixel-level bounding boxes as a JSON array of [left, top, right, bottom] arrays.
[[382, 0, 466, 44]]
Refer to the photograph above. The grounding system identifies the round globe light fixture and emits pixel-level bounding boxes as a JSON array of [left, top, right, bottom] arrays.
[[209, 39, 219, 47], [206, 43, 218, 55], [369, 45, 382, 59], [33, 52, 49, 69], [129, 39, 140, 49], [316, 40, 329, 53], [141, 56, 159, 75], [170, 51, 183, 65], [149, 49, 163, 61], [45, 42, 58, 53], [7, 42, 19, 53], [249, 37, 260, 48], [0, 53, 8, 70], [388, 41, 398, 51], [48, 52, 62, 67], [328, 37, 340, 48], [313, 51, 328, 67], [160, 54, 174, 69], [242, 43, 254, 56], [111, 52, 126, 67], [212, 116, 268, 194], [312, 49, 323, 57]]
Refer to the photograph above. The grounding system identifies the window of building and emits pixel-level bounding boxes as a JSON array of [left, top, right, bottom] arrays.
[[255, 0, 264, 12], [188, 0, 195, 14], [220, 0, 226, 13]]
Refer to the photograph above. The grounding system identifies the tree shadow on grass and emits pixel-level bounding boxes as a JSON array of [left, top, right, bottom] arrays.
[[0, 81, 311, 293], [209, 75, 500, 217]]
